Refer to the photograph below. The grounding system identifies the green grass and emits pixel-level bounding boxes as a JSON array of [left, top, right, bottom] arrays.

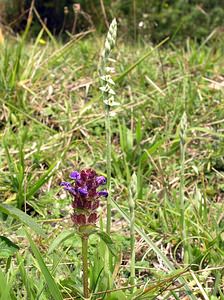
[[0, 30, 224, 299]]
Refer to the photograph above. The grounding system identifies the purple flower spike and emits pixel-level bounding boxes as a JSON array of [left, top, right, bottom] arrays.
[[96, 176, 107, 186], [77, 187, 88, 196], [61, 168, 108, 227], [98, 190, 108, 198], [69, 171, 81, 181]]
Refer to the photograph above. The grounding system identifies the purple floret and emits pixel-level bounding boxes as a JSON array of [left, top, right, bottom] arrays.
[[60, 181, 71, 187], [70, 171, 81, 181], [96, 176, 107, 186], [77, 187, 88, 196], [61, 182, 76, 195], [98, 190, 108, 197]]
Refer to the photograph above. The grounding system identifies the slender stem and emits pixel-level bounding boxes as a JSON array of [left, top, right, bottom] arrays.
[[5, 256, 12, 273], [180, 142, 188, 264], [99, 0, 109, 28], [72, 12, 78, 35], [106, 105, 112, 235], [133, 0, 136, 42], [129, 193, 135, 287], [82, 234, 89, 299]]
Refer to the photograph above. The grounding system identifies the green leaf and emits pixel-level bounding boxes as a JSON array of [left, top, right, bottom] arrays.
[[25, 230, 63, 300], [16, 254, 37, 300], [95, 230, 117, 257], [0, 236, 19, 259], [48, 230, 74, 254], [140, 138, 165, 162], [0, 268, 11, 300], [27, 160, 61, 199], [115, 37, 169, 82], [109, 290, 127, 300], [0, 203, 46, 237]]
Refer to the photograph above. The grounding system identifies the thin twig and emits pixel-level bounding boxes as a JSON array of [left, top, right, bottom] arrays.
[[99, 0, 109, 28]]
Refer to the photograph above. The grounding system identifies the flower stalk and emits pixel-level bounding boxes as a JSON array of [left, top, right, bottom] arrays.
[[129, 193, 135, 285], [99, 18, 117, 235], [106, 107, 112, 234], [179, 112, 189, 264], [129, 173, 137, 288], [81, 233, 89, 299]]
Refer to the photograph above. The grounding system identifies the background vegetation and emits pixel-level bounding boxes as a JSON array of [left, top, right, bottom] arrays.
[[1, 0, 224, 42], [0, 1, 224, 299]]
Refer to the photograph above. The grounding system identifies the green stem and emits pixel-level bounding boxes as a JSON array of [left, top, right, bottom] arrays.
[[5, 256, 12, 273], [106, 105, 112, 235], [180, 142, 188, 264], [129, 193, 135, 287], [82, 234, 89, 299]]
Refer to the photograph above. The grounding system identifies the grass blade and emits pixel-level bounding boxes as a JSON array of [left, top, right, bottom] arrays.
[[115, 37, 169, 82], [0, 236, 19, 259], [0, 268, 11, 300], [25, 230, 63, 300], [48, 230, 73, 254], [0, 203, 45, 237], [27, 160, 61, 199]]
